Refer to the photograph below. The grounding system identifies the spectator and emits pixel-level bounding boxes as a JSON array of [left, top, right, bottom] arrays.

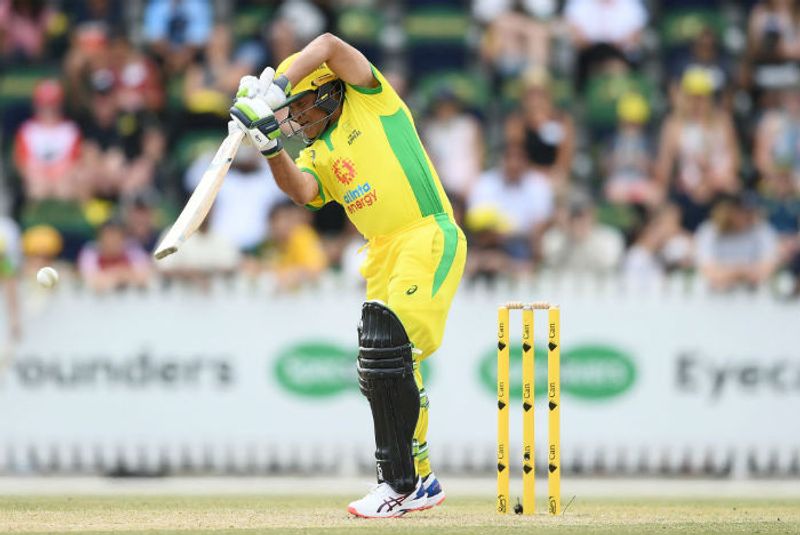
[[755, 76, 800, 263], [79, 76, 166, 199], [541, 194, 626, 275], [124, 191, 162, 252], [64, 33, 160, 116], [258, 202, 328, 290], [754, 76, 800, 187], [467, 143, 555, 261], [69, 0, 125, 29], [747, 0, 800, 64], [63, 22, 112, 115], [0, 0, 55, 62], [696, 194, 779, 291], [183, 25, 254, 127], [185, 145, 285, 253], [505, 67, 575, 186], [0, 216, 21, 341], [111, 35, 165, 114], [14, 80, 84, 200], [746, 0, 800, 98], [464, 205, 518, 282], [156, 217, 241, 286], [622, 204, 694, 285], [655, 68, 740, 231], [759, 172, 800, 265], [267, 17, 300, 68], [142, 0, 213, 74], [669, 26, 734, 108], [564, 0, 647, 92], [77, 219, 151, 292], [274, 0, 332, 47], [603, 92, 659, 207], [479, 3, 551, 86], [422, 89, 484, 203]]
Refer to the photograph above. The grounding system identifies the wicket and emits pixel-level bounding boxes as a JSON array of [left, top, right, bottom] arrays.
[[496, 301, 560, 515]]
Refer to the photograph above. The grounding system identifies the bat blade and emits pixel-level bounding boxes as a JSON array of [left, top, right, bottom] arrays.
[[153, 129, 245, 260]]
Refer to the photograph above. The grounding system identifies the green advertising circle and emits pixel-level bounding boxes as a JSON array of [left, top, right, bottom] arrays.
[[478, 343, 637, 401], [274, 342, 434, 398]]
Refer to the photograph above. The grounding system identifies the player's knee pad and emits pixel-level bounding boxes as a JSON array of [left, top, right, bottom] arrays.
[[357, 300, 420, 493]]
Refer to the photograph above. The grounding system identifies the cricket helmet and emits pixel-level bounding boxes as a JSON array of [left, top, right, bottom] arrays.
[[275, 53, 344, 144]]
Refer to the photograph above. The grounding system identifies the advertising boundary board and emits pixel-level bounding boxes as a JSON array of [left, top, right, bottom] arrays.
[[0, 279, 798, 477]]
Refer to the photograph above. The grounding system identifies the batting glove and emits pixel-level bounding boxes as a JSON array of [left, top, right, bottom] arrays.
[[236, 67, 291, 110], [229, 97, 284, 158]]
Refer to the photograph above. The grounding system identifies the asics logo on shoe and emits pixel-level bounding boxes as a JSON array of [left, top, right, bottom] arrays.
[[377, 496, 405, 513]]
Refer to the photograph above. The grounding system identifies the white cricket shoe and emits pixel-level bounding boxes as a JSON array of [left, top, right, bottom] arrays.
[[347, 477, 427, 518]]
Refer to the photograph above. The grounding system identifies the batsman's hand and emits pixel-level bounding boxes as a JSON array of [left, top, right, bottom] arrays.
[[236, 67, 291, 110], [229, 96, 284, 158]]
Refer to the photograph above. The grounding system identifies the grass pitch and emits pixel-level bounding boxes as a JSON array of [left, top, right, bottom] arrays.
[[1, 495, 798, 534]]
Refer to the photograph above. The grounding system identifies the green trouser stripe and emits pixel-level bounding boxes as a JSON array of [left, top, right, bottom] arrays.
[[414, 442, 429, 462], [419, 388, 429, 409], [379, 109, 443, 217], [432, 213, 458, 298]]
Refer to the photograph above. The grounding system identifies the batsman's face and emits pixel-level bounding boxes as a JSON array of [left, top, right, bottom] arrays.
[[289, 92, 328, 140]]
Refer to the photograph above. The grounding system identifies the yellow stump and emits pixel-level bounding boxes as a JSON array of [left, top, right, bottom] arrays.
[[496, 307, 510, 514], [521, 306, 535, 514], [547, 306, 561, 515]]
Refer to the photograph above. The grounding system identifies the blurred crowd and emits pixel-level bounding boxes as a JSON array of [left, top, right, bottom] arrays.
[[3, 0, 800, 332]]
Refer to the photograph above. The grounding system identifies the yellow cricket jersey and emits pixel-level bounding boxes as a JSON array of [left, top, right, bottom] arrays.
[[295, 65, 454, 239]]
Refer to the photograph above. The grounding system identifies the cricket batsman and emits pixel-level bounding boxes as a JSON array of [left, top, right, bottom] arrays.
[[228, 33, 467, 517]]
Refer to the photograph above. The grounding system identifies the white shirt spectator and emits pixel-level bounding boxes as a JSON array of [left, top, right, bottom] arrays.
[[468, 168, 554, 234], [542, 219, 625, 274], [695, 220, 778, 267], [14, 117, 81, 196], [276, 0, 327, 44], [565, 0, 647, 45], [424, 111, 483, 199], [156, 229, 241, 273], [185, 150, 286, 251]]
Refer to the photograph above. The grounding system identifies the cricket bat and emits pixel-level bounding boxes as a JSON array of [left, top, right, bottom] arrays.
[[153, 129, 245, 260]]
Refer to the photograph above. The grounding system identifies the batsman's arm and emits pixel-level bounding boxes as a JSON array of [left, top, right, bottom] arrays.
[[281, 33, 377, 89], [265, 150, 320, 206], [229, 94, 317, 206]]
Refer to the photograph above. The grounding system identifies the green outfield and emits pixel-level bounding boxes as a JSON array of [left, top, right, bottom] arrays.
[[1, 495, 798, 534]]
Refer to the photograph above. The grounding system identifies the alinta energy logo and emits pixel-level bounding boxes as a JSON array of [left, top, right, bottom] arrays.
[[479, 343, 637, 400], [332, 157, 356, 185], [333, 156, 376, 214]]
